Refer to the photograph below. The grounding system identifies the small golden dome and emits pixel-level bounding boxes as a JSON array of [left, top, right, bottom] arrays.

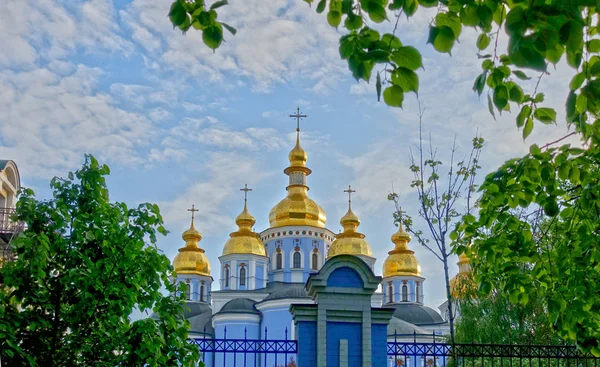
[[173, 218, 211, 276], [288, 135, 308, 168], [383, 223, 421, 277], [451, 251, 474, 298], [222, 203, 267, 257], [328, 207, 373, 258]]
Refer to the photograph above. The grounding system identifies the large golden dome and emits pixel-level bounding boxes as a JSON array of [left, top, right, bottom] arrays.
[[268, 128, 327, 228], [222, 203, 267, 257], [327, 207, 373, 257], [173, 217, 211, 276], [383, 223, 421, 277]]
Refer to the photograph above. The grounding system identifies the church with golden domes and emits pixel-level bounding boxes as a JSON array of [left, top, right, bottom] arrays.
[[168, 109, 471, 365]]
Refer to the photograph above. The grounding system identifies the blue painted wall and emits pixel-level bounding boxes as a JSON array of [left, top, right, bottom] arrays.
[[296, 321, 317, 367], [261, 306, 293, 340], [256, 265, 265, 289], [265, 235, 326, 283], [327, 267, 363, 288], [214, 321, 259, 340], [372, 324, 388, 367], [326, 322, 362, 367]]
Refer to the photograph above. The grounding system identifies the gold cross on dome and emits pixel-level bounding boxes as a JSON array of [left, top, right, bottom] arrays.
[[187, 204, 199, 220], [240, 184, 252, 203], [344, 185, 356, 209], [289, 107, 307, 132]]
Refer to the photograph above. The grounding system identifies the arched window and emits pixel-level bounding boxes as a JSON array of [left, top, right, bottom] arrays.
[[388, 283, 393, 303], [276, 252, 283, 269], [293, 251, 301, 268], [200, 283, 205, 301], [239, 266, 246, 286], [311, 252, 319, 270], [416, 282, 421, 303], [224, 265, 230, 288], [186, 281, 191, 300], [402, 283, 408, 302]]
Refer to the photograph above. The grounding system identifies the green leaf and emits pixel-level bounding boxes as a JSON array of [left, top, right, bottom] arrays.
[[221, 22, 237, 35], [493, 84, 509, 111], [428, 26, 455, 54], [487, 94, 496, 119], [460, 4, 479, 27], [365, 49, 390, 62], [566, 90, 576, 120], [588, 39, 600, 53], [436, 12, 462, 38], [576, 93, 588, 114], [210, 0, 228, 9], [517, 105, 531, 128], [570, 72, 586, 90], [403, 0, 418, 16], [505, 7, 525, 36], [168, 1, 187, 27], [523, 117, 533, 139], [382, 33, 402, 49], [383, 85, 405, 107], [533, 107, 556, 124], [376, 72, 382, 102], [392, 67, 419, 94], [316, 0, 326, 13], [508, 84, 524, 103], [391, 46, 422, 70], [327, 10, 342, 27], [476, 33, 490, 50], [344, 12, 363, 30], [202, 23, 223, 49], [512, 70, 530, 80], [366, 2, 387, 23], [543, 199, 559, 217], [473, 72, 486, 96]]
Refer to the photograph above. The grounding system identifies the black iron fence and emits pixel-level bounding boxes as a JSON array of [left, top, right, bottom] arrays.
[[387, 333, 599, 367], [190, 327, 297, 367], [0, 207, 23, 235]]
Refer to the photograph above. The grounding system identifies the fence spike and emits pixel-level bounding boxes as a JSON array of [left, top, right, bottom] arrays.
[[224, 326, 227, 340], [245, 327, 247, 340], [203, 326, 206, 340], [285, 327, 288, 340], [265, 326, 268, 340], [414, 330, 417, 343]]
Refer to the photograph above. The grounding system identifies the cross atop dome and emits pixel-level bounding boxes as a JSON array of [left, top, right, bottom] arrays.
[[344, 185, 356, 210], [240, 184, 252, 203], [289, 107, 307, 132], [187, 204, 199, 222]]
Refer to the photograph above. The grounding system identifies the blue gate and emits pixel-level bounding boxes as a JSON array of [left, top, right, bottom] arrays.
[[190, 327, 297, 367]]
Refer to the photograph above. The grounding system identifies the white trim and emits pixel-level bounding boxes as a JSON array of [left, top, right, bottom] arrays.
[[212, 313, 261, 326], [259, 225, 337, 243], [256, 298, 314, 311]]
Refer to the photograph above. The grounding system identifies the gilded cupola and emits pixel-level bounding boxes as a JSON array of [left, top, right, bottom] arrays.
[[450, 250, 475, 298], [222, 189, 267, 257], [383, 221, 421, 277], [327, 186, 373, 258], [172, 206, 211, 276], [268, 108, 327, 228]]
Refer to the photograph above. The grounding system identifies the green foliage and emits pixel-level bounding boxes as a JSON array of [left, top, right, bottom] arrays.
[[455, 145, 600, 355], [169, 0, 600, 140], [0, 155, 200, 367]]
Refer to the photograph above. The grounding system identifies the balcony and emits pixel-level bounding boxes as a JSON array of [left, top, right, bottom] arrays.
[[0, 207, 24, 242]]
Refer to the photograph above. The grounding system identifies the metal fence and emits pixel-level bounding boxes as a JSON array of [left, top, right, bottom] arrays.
[[387, 333, 599, 367], [190, 327, 297, 367]]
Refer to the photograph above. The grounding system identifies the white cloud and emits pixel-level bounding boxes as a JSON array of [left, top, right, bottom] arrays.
[[0, 65, 153, 178], [149, 107, 172, 122]]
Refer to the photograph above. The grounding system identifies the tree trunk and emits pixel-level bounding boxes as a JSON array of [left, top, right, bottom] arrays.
[[442, 252, 456, 355]]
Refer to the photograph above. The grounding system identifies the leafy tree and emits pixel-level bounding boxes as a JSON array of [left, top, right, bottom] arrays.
[[167, 0, 599, 140], [389, 108, 484, 347], [454, 144, 600, 354], [0, 155, 200, 367]]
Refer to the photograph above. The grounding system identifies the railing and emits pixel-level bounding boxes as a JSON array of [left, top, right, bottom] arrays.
[[190, 327, 297, 367], [387, 333, 599, 367], [0, 207, 24, 235]]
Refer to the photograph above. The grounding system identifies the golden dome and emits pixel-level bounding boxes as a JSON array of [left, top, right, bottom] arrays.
[[222, 203, 267, 257], [288, 134, 308, 168], [268, 126, 327, 228], [173, 217, 211, 276], [383, 223, 421, 277], [328, 207, 373, 257], [450, 251, 474, 298]]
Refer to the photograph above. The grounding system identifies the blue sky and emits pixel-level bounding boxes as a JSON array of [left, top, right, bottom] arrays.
[[0, 0, 577, 309]]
